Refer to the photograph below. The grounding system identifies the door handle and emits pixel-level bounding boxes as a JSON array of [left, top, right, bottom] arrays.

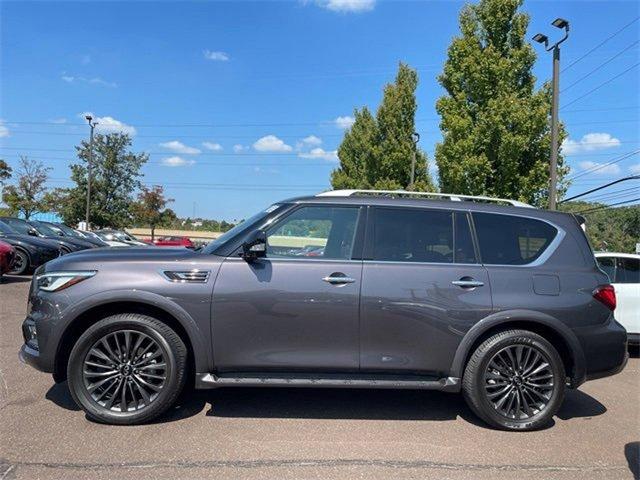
[[451, 279, 484, 288], [322, 275, 356, 284]]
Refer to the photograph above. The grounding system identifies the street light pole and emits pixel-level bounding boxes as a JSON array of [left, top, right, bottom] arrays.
[[533, 18, 569, 210], [409, 132, 420, 190], [85, 115, 98, 230]]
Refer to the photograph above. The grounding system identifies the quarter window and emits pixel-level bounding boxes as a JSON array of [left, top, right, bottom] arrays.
[[266, 206, 359, 260], [473, 213, 557, 265]]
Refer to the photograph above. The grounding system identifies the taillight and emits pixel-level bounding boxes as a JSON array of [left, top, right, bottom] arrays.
[[593, 285, 616, 311]]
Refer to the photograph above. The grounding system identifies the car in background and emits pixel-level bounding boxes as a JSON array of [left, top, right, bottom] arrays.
[[595, 252, 640, 346], [40, 222, 110, 248], [94, 229, 149, 247], [0, 221, 61, 275], [0, 240, 15, 278], [0, 217, 92, 254], [148, 236, 195, 248], [75, 230, 130, 247]]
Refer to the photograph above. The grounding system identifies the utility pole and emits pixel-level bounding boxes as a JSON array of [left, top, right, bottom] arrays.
[[533, 18, 570, 210], [85, 115, 98, 229], [409, 132, 420, 190]]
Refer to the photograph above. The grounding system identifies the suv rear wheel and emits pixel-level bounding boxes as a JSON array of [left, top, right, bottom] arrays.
[[67, 313, 187, 425], [462, 329, 565, 431]]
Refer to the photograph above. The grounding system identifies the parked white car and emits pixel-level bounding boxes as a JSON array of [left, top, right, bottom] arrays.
[[595, 252, 640, 346]]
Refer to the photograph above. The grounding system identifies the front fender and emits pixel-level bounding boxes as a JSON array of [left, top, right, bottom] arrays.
[[60, 289, 211, 373], [449, 309, 586, 387]]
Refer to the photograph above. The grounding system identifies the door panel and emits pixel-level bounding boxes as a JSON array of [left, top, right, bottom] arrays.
[[212, 257, 362, 372], [360, 262, 492, 373]]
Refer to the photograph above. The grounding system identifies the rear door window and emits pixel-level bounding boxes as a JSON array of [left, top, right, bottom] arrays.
[[473, 213, 558, 265], [616, 257, 640, 284], [597, 257, 617, 282], [371, 208, 477, 264]]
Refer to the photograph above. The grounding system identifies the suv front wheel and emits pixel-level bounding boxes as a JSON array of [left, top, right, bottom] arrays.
[[462, 329, 566, 431], [67, 313, 187, 425]]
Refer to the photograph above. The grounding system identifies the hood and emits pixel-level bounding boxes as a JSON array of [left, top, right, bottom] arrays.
[[43, 246, 201, 271], [0, 233, 61, 251]]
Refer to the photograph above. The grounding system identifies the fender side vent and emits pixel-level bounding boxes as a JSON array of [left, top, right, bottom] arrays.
[[162, 270, 210, 283]]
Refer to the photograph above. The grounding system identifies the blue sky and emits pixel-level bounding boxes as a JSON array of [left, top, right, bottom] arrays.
[[1, 0, 638, 221]]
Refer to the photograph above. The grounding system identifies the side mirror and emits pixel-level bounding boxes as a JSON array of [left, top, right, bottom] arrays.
[[242, 229, 267, 262], [28, 228, 38, 237]]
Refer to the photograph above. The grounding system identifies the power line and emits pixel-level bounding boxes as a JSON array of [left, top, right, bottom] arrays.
[[561, 40, 640, 93], [584, 185, 640, 201], [566, 150, 640, 181], [561, 62, 639, 110], [562, 17, 640, 72], [561, 174, 639, 202], [576, 197, 640, 214]]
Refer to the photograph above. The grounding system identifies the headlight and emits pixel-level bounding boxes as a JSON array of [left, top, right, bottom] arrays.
[[36, 271, 96, 292]]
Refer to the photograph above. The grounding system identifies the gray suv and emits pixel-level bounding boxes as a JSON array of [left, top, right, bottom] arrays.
[[20, 190, 628, 430]]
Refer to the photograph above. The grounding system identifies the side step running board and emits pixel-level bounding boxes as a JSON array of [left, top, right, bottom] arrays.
[[195, 372, 461, 392]]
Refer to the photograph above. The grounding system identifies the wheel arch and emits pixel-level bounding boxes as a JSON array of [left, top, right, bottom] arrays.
[[53, 295, 208, 383], [450, 311, 586, 388]]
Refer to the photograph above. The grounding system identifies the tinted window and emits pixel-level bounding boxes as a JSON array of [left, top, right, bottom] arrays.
[[597, 257, 616, 282], [454, 212, 477, 263], [616, 257, 639, 284], [473, 213, 557, 265], [373, 208, 455, 263], [267, 206, 359, 260]]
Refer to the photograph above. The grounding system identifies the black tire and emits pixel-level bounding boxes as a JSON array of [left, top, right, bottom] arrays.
[[67, 313, 187, 425], [9, 249, 30, 275], [462, 329, 566, 431]]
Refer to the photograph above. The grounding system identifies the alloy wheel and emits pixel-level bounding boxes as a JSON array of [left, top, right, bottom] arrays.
[[483, 344, 555, 420], [82, 330, 167, 412]]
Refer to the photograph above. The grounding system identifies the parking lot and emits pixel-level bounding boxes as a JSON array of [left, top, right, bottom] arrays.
[[1, 276, 638, 479]]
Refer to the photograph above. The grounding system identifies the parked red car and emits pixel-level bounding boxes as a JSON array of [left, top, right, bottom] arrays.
[[148, 236, 195, 248], [0, 240, 16, 277]]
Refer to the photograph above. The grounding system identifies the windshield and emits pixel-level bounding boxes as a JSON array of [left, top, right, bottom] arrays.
[[29, 221, 61, 237], [50, 223, 80, 237], [1, 217, 32, 235], [201, 204, 282, 254]]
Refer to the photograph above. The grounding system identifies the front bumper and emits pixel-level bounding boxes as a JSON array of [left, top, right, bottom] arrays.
[[19, 343, 53, 373]]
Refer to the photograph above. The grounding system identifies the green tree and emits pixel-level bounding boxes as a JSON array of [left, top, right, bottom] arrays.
[[560, 202, 640, 253], [435, 0, 567, 206], [331, 63, 434, 191], [55, 133, 148, 228], [0, 159, 11, 186], [2, 156, 51, 219], [131, 185, 174, 240]]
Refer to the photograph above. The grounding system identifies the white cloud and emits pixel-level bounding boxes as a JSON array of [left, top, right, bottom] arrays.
[[562, 133, 621, 155], [299, 147, 339, 161], [159, 140, 201, 154], [578, 160, 621, 175], [50, 118, 67, 124], [161, 156, 196, 167], [77, 112, 136, 136], [203, 50, 229, 61], [301, 135, 322, 146], [334, 115, 355, 129], [202, 141, 223, 151], [62, 73, 117, 88], [233, 144, 248, 153], [629, 163, 640, 174], [253, 135, 293, 152], [312, 0, 375, 12], [0, 120, 9, 138]]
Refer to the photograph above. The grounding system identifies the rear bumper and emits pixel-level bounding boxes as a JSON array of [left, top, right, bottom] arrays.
[[575, 317, 628, 385]]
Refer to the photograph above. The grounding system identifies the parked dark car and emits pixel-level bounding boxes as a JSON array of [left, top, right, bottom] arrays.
[[41, 222, 110, 248], [0, 217, 93, 254], [0, 239, 15, 277], [19, 190, 627, 430], [0, 221, 61, 275]]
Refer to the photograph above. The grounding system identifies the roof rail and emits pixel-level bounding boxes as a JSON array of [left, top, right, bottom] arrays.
[[316, 189, 534, 208]]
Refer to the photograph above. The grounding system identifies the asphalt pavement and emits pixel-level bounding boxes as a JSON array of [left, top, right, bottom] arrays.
[[1, 276, 638, 479]]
